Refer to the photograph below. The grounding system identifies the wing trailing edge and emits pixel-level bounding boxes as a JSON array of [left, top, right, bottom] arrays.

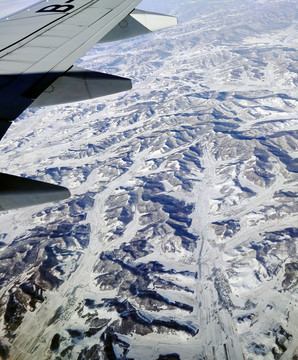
[[0, 121, 12, 141], [100, 9, 178, 43], [0, 173, 70, 211]]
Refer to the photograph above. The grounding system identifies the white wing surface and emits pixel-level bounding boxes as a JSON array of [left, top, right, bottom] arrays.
[[0, 0, 177, 210], [0, 0, 143, 123]]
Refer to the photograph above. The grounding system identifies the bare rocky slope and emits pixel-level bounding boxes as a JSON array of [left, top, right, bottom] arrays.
[[0, 0, 297, 359]]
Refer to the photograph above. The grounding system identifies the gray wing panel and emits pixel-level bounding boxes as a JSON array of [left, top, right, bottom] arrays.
[[30, 66, 132, 107], [0, 173, 70, 210], [0, 0, 142, 122]]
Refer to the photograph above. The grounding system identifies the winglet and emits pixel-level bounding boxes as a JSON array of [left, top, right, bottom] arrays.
[[100, 9, 177, 43]]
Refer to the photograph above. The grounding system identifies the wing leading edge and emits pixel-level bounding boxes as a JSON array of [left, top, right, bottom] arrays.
[[0, 0, 177, 210]]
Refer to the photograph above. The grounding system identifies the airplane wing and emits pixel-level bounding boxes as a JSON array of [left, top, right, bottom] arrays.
[[0, 0, 177, 210]]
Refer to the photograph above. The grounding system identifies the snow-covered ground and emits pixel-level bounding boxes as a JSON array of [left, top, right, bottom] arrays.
[[0, 0, 297, 359]]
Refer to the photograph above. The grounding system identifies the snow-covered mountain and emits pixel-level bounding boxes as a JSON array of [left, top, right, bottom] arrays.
[[0, 0, 297, 359]]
